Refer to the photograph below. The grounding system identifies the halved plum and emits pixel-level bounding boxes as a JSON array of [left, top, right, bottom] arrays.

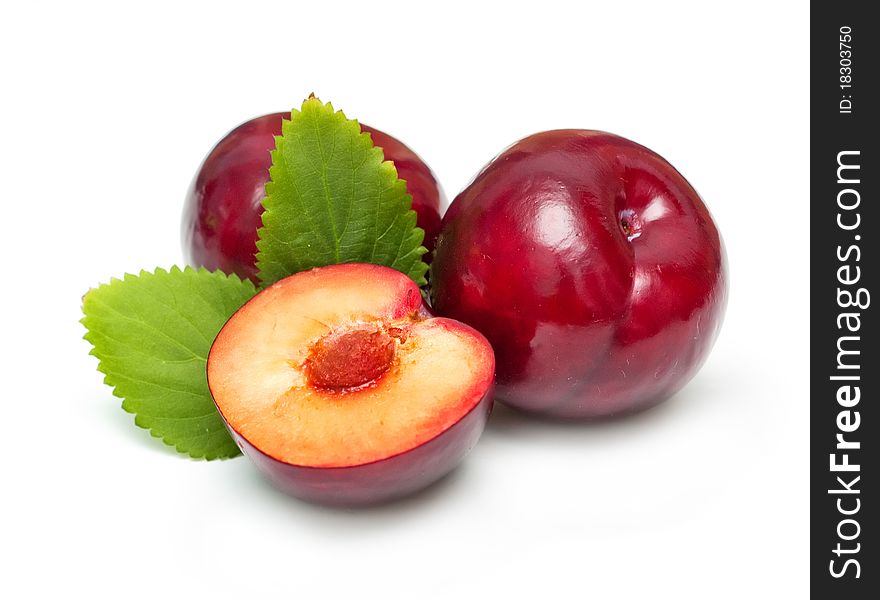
[[207, 263, 494, 505]]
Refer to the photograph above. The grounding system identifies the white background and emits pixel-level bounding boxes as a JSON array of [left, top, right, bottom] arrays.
[[1, 2, 809, 598]]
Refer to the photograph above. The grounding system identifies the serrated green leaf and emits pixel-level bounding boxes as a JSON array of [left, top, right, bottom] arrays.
[[82, 266, 257, 460], [255, 97, 429, 286]]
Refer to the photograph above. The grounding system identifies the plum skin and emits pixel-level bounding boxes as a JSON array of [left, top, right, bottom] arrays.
[[182, 113, 444, 282], [224, 392, 492, 506], [430, 130, 728, 419]]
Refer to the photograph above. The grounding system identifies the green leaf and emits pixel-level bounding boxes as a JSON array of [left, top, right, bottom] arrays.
[[82, 267, 257, 459], [255, 97, 429, 286]]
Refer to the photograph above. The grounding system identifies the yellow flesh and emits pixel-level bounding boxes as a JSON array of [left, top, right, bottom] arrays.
[[208, 269, 491, 468]]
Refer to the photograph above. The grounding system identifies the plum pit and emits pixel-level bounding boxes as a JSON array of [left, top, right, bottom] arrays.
[[307, 324, 405, 391]]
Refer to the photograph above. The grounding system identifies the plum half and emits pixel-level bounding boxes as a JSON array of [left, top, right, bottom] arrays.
[[431, 130, 727, 419], [182, 113, 445, 283], [207, 263, 494, 505]]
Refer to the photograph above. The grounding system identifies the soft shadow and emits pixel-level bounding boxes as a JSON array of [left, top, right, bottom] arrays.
[[226, 458, 473, 533], [95, 395, 183, 458], [485, 373, 721, 440]]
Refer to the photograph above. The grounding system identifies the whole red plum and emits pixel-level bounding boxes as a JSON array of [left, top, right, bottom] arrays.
[[182, 112, 444, 282], [430, 130, 727, 418]]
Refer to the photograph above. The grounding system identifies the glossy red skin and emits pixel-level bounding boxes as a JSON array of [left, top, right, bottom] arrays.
[[431, 130, 727, 418], [182, 113, 444, 282], [225, 390, 492, 506]]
